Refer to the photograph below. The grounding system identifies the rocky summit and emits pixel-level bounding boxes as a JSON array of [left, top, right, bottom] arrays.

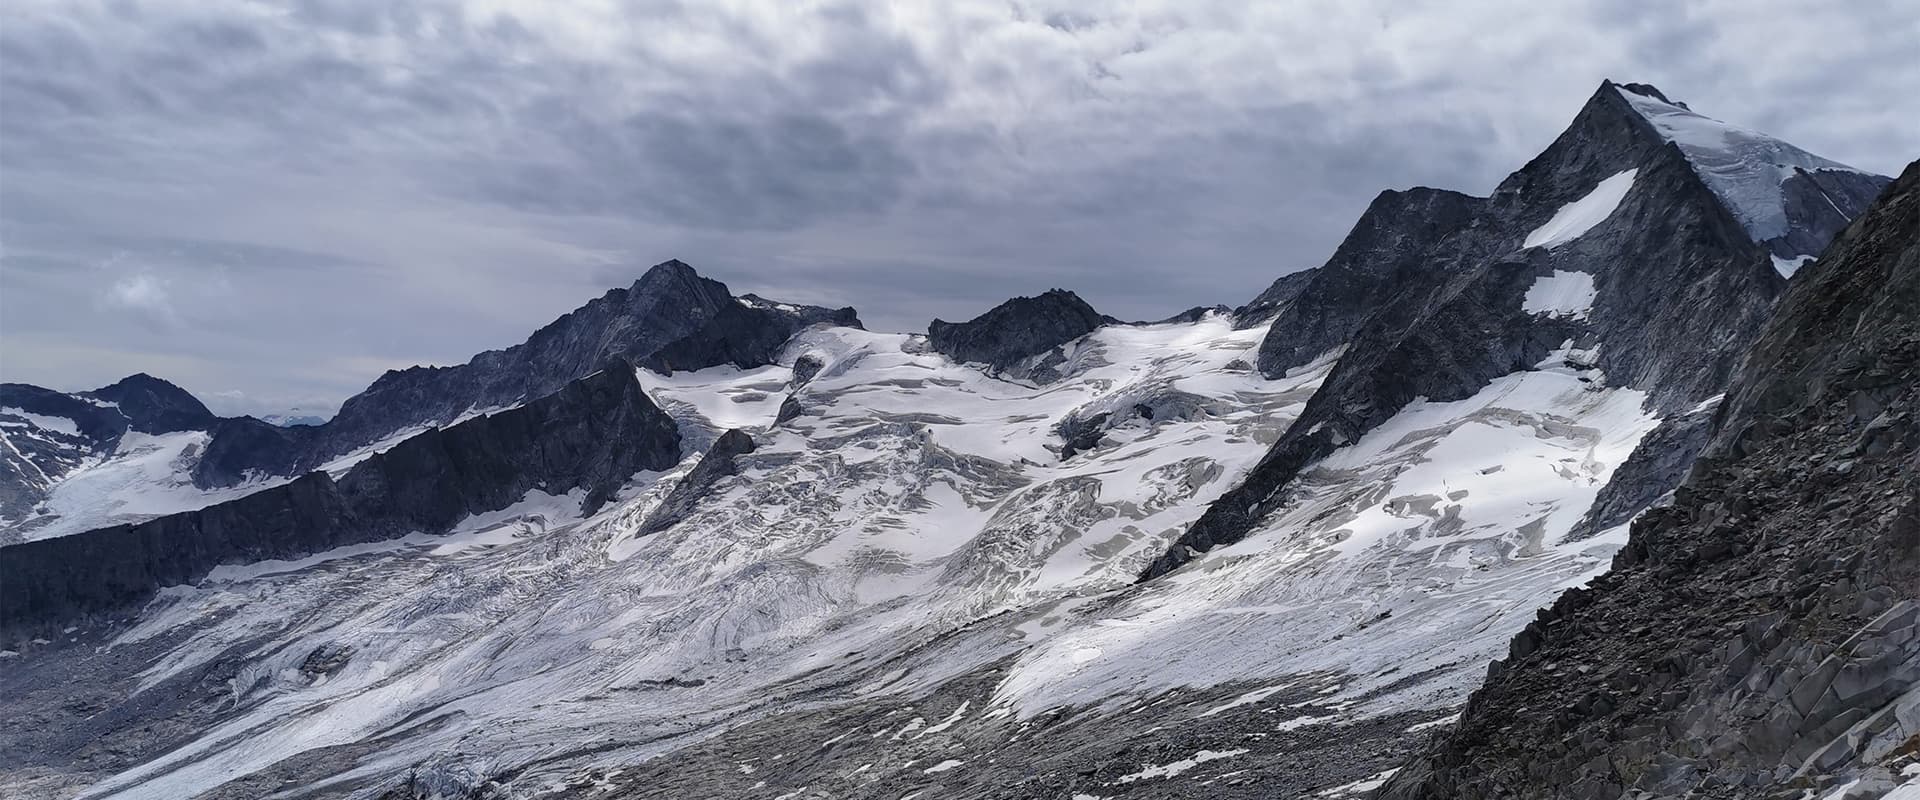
[[0, 82, 1912, 800], [926, 287, 1115, 383]]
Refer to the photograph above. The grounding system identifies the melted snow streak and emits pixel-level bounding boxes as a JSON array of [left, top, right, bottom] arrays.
[[1616, 87, 1865, 245], [1523, 169, 1637, 249], [71, 315, 1664, 797]]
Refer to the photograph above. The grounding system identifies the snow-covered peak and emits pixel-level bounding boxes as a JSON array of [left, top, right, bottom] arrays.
[[1614, 84, 1873, 249]]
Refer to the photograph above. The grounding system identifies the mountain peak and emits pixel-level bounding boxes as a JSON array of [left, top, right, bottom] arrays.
[[637, 258, 699, 282], [83, 372, 217, 434]]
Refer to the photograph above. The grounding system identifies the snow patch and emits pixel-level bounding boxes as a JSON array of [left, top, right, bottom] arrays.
[[1321, 767, 1400, 796], [1772, 254, 1815, 278], [1199, 683, 1292, 717], [1524, 169, 1636, 249], [1115, 749, 1248, 784], [1522, 270, 1597, 318]]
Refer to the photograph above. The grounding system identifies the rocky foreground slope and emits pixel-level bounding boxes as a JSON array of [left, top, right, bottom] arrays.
[[1382, 160, 1920, 799], [0, 82, 1908, 800]]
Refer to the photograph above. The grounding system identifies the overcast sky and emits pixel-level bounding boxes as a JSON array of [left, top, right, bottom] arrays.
[[2, 0, 1914, 416]]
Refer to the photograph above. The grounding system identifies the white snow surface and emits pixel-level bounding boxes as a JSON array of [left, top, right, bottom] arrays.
[[1773, 255, 1816, 278], [69, 313, 1666, 798], [1524, 169, 1637, 249], [1616, 86, 1870, 250], [1523, 270, 1598, 318], [0, 407, 81, 436]]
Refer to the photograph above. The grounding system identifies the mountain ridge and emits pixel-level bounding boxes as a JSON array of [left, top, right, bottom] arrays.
[[0, 262, 857, 544]]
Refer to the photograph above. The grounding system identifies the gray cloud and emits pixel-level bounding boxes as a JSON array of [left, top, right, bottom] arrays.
[[1, 0, 1915, 415]]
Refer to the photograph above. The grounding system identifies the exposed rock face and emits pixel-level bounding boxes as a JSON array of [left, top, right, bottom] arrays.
[[1247, 188, 1481, 375], [1143, 80, 1863, 579], [1151, 304, 1233, 325], [927, 289, 1112, 383], [192, 260, 856, 487], [1381, 161, 1920, 800], [0, 366, 680, 635]]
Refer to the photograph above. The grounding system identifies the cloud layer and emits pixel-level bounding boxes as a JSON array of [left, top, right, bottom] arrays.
[[3, 0, 1915, 414]]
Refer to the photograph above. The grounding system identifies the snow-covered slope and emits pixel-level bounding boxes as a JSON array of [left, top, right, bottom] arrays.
[[1002, 342, 1659, 718], [6, 314, 1343, 799]]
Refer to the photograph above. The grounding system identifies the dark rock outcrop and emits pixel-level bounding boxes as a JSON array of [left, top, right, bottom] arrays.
[[1055, 412, 1111, 461], [192, 260, 856, 488], [1145, 80, 1880, 579], [641, 293, 857, 375], [637, 428, 756, 536], [1381, 160, 1920, 800], [0, 366, 681, 636], [790, 354, 827, 389], [1247, 188, 1482, 376], [1772, 167, 1896, 261], [191, 416, 325, 486], [927, 289, 1112, 383]]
